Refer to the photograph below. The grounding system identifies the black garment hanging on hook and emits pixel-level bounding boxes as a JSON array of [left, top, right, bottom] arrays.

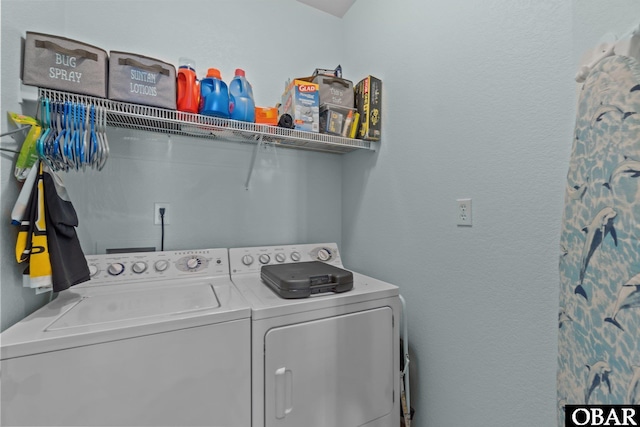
[[42, 166, 90, 291]]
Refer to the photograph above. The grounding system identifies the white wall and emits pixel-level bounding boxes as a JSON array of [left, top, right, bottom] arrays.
[[0, 0, 346, 329], [340, 1, 640, 426]]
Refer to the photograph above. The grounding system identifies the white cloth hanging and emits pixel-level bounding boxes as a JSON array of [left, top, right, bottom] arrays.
[[576, 23, 640, 82]]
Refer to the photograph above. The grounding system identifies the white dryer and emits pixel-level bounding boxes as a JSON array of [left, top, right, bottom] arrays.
[[1, 249, 251, 427], [229, 243, 400, 427]]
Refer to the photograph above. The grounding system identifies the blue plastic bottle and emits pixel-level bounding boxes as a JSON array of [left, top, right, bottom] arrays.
[[229, 68, 255, 122], [199, 68, 230, 118]]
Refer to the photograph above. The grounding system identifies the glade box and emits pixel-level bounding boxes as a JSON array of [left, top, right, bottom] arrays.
[[279, 79, 319, 132], [108, 51, 176, 109], [22, 31, 108, 98]]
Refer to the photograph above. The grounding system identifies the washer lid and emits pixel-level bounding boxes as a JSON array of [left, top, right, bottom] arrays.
[[47, 283, 219, 331], [1, 277, 250, 360]]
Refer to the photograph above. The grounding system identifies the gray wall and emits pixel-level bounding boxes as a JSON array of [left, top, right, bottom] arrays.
[[339, 1, 640, 426], [2, 1, 640, 426]]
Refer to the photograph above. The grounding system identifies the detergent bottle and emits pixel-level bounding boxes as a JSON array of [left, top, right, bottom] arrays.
[[199, 68, 230, 118], [177, 57, 199, 113], [229, 68, 255, 122]]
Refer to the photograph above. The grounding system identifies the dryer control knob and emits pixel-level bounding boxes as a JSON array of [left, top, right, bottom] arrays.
[[132, 261, 148, 274], [259, 254, 271, 264], [88, 264, 99, 277], [317, 248, 332, 261], [107, 263, 125, 276], [290, 251, 301, 262], [242, 255, 254, 266], [187, 258, 200, 269], [154, 260, 170, 272], [275, 253, 286, 263]]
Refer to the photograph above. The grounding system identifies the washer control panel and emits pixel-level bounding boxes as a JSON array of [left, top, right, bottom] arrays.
[[82, 248, 229, 286], [229, 243, 342, 275]]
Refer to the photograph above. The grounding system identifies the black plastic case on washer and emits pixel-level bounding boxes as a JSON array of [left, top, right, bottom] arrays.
[[260, 261, 354, 299]]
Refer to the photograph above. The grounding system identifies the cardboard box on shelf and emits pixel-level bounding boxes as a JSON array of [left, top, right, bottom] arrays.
[[279, 79, 319, 132], [355, 75, 382, 141]]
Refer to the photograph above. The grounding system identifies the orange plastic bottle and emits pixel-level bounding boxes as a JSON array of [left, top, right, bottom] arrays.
[[177, 57, 200, 113]]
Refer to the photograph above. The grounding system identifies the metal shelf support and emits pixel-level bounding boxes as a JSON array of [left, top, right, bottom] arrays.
[[245, 134, 263, 190]]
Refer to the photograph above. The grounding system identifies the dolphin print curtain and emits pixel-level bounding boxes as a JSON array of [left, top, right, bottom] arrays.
[[558, 55, 640, 426]]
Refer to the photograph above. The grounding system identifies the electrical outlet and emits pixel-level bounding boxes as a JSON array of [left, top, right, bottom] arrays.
[[457, 199, 472, 226], [154, 203, 170, 225]]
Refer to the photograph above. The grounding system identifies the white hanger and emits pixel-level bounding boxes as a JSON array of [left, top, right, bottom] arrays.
[[575, 23, 640, 82]]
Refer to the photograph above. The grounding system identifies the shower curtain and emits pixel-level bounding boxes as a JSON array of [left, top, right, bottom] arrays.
[[558, 55, 640, 426]]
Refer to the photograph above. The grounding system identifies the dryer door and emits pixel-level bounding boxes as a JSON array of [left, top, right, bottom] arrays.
[[264, 307, 394, 427]]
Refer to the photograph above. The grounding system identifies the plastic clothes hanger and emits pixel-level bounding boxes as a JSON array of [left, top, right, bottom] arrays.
[[97, 105, 109, 170], [52, 102, 68, 171], [36, 98, 50, 160], [89, 105, 99, 167], [82, 104, 89, 170], [63, 102, 74, 169], [73, 103, 84, 170]]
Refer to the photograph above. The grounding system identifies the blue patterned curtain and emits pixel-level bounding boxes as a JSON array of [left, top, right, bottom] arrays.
[[558, 55, 640, 426]]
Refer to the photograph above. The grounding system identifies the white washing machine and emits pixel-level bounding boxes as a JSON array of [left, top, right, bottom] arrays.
[[1, 249, 251, 427], [229, 243, 400, 427]]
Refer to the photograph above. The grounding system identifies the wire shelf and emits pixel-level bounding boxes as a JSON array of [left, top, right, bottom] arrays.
[[38, 89, 373, 154]]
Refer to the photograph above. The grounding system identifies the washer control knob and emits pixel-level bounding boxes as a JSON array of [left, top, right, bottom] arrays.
[[132, 261, 148, 274], [88, 264, 99, 277], [187, 258, 200, 269], [317, 248, 332, 261], [275, 253, 286, 263], [259, 254, 271, 264], [155, 260, 170, 272], [242, 255, 254, 266], [290, 251, 301, 262], [107, 263, 125, 276]]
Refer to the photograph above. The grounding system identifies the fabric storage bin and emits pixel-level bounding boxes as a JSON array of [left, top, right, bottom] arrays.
[[22, 32, 108, 98], [312, 75, 354, 108], [108, 51, 176, 109]]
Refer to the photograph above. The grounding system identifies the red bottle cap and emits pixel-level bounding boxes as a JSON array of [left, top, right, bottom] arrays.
[[235, 68, 245, 77]]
